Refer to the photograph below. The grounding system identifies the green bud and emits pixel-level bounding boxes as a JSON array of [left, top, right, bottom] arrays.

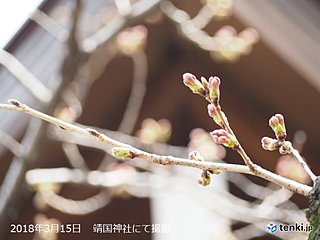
[[207, 104, 223, 127], [269, 114, 287, 140], [112, 147, 136, 159], [200, 77, 209, 90], [208, 76, 220, 103], [197, 170, 211, 186]]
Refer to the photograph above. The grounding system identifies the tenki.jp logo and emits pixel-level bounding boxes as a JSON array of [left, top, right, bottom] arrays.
[[266, 222, 312, 234], [266, 222, 278, 234]]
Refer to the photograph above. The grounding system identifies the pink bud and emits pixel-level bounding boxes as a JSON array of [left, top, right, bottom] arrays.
[[209, 76, 220, 89], [207, 104, 218, 118], [183, 73, 205, 95], [261, 137, 279, 151], [268, 114, 287, 140], [197, 170, 211, 186], [279, 141, 292, 155], [183, 73, 197, 85], [208, 76, 221, 103], [207, 104, 226, 127], [210, 129, 238, 148]]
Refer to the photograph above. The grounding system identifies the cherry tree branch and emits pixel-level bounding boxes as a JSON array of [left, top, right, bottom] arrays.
[[291, 147, 317, 182], [0, 100, 312, 196]]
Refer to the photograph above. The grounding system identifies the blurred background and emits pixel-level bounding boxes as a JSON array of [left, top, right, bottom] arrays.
[[0, 0, 319, 239]]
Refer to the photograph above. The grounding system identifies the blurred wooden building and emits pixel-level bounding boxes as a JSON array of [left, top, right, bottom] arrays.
[[1, 0, 320, 239]]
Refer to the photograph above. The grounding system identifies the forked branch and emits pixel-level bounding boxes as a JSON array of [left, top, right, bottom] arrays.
[[0, 99, 312, 196]]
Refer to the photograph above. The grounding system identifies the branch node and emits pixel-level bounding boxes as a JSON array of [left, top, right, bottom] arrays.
[[86, 128, 100, 137], [112, 147, 136, 159], [8, 99, 22, 108]]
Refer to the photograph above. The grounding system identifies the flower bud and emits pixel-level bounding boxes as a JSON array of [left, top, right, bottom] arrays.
[[208, 76, 220, 103], [210, 129, 238, 148], [112, 147, 136, 159], [207, 104, 223, 127], [261, 137, 279, 151], [116, 25, 147, 55], [200, 77, 209, 90], [183, 73, 205, 95], [269, 114, 287, 140], [279, 141, 292, 155], [197, 170, 211, 186], [188, 151, 204, 161]]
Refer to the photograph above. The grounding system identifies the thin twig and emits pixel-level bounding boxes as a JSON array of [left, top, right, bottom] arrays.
[[0, 100, 312, 196], [39, 190, 110, 215], [227, 172, 275, 199], [81, 0, 163, 53], [215, 104, 257, 171], [0, 129, 24, 157], [161, 1, 217, 51], [118, 51, 148, 134], [62, 143, 88, 170], [100, 50, 148, 169], [291, 147, 317, 182], [49, 124, 188, 157]]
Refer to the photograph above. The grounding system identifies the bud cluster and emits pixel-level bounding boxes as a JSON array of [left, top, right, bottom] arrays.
[[269, 114, 287, 141], [182, 73, 221, 104], [261, 137, 279, 151], [261, 114, 292, 155], [187, 151, 220, 186], [197, 170, 211, 186]]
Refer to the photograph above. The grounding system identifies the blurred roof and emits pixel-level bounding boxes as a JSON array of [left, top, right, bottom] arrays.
[[234, 0, 320, 93]]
